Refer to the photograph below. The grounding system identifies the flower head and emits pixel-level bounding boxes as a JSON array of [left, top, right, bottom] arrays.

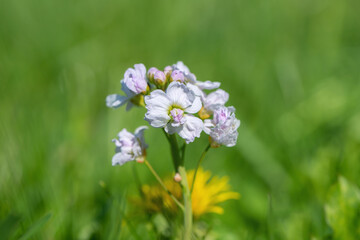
[[144, 82, 203, 143], [199, 89, 229, 119], [111, 126, 148, 166], [123, 63, 148, 94], [130, 168, 240, 218], [204, 106, 240, 147], [106, 63, 148, 111]]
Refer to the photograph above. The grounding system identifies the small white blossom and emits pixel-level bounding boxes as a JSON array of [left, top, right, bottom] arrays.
[[123, 64, 148, 94], [204, 106, 240, 147], [112, 126, 148, 166], [106, 64, 148, 111], [144, 82, 203, 143]]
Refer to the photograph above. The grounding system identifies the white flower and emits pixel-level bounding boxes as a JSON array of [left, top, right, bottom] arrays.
[[123, 64, 148, 94], [186, 85, 229, 119], [172, 61, 220, 90], [204, 106, 240, 147], [202, 89, 229, 112], [111, 126, 148, 166], [106, 81, 136, 111], [106, 64, 148, 111], [144, 82, 203, 143]]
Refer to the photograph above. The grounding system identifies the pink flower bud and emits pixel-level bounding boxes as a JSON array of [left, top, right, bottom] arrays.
[[147, 67, 158, 82], [170, 70, 185, 82], [164, 66, 173, 79], [154, 70, 166, 85], [174, 173, 182, 182]]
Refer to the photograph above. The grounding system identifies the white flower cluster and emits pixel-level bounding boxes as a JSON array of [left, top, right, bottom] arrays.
[[107, 61, 240, 165]]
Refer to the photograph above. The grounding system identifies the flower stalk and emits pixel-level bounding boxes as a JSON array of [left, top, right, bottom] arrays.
[[191, 144, 211, 193], [178, 165, 192, 240], [166, 132, 193, 240], [165, 131, 183, 171], [144, 160, 184, 211]]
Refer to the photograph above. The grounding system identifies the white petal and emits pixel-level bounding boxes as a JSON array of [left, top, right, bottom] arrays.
[[203, 119, 214, 135], [185, 96, 202, 114], [118, 129, 135, 147], [164, 123, 182, 135], [145, 90, 172, 109], [123, 68, 138, 93], [135, 126, 148, 149], [144, 90, 171, 127], [178, 115, 203, 143], [134, 63, 146, 78], [173, 61, 190, 74], [166, 82, 194, 108], [185, 84, 203, 113], [222, 131, 238, 147], [204, 89, 229, 110], [121, 80, 136, 97], [106, 94, 128, 108], [112, 138, 121, 147], [112, 152, 134, 166], [186, 83, 204, 98], [185, 73, 197, 83], [196, 80, 221, 90], [134, 126, 148, 136]]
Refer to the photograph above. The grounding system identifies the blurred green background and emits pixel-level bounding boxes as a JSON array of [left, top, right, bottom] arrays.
[[1, 0, 360, 239]]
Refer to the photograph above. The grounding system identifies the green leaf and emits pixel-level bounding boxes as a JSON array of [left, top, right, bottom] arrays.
[[19, 213, 52, 240]]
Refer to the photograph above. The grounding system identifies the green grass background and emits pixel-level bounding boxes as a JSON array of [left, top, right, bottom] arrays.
[[1, 0, 360, 239]]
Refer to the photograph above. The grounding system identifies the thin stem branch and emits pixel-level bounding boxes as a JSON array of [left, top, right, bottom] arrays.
[[144, 160, 184, 211], [178, 166, 192, 240], [190, 144, 211, 193]]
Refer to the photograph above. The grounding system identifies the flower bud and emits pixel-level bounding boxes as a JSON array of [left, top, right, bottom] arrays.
[[170, 70, 185, 82], [147, 67, 158, 82], [174, 173, 182, 182], [154, 70, 166, 86], [164, 66, 172, 79], [136, 156, 145, 163]]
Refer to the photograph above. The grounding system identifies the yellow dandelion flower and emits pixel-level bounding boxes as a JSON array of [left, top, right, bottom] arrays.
[[130, 168, 240, 218], [188, 168, 240, 218]]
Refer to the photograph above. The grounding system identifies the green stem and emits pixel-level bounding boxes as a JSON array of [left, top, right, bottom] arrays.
[[164, 131, 192, 239], [166, 132, 183, 171], [190, 144, 211, 193], [144, 160, 184, 211], [178, 166, 192, 240]]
